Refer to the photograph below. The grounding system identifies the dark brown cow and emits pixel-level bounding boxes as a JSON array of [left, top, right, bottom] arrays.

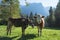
[[7, 17, 30, 36]]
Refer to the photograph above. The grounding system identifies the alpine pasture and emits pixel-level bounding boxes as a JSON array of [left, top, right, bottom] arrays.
[[0, 25, 60, 40]]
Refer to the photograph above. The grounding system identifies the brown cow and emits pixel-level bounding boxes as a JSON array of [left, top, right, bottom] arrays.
[[38, 16, 45, 36], [34, 16, 45, 36]]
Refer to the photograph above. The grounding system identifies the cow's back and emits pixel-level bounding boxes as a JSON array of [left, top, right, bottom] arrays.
[[9, 18, 23, 27]]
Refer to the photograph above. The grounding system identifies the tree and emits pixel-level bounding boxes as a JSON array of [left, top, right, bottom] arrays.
[[0, 0, 10, 20], [29, 12, 34, 20], [2, 0, 20, 19], [55, 0, 60, 27], [0, 0, 21, 25], [47, 7, 55, 27]]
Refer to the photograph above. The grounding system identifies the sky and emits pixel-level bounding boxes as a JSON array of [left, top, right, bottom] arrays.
[[19, 0, 59, 7]]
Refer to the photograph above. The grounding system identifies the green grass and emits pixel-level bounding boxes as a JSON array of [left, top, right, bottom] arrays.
[[0, 25, 60, 40]]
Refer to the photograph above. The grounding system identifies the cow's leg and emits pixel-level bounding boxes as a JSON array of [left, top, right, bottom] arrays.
[[7, 26, 9, 35], [40, 24, 44, 36], [22, 27, 25, 36], [40, 27, 42, 36], [9, 25, 12, 35], [37, 26, 40, 36], [7, 21, 10, 35], [7, 21, 12, 35], [32, 24, 34, 28], [38, 28, 39, 36]]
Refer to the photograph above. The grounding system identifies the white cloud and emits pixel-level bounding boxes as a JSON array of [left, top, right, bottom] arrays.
[[19, 0, 59, 7]]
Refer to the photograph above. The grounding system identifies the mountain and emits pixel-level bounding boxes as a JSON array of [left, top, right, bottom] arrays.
[[0, 0, 2, 4], [44, 7, 50, 16], [45, 7, 50, 11], [20, 3, 49, 17]]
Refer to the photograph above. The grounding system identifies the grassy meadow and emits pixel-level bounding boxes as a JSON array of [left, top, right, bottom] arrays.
[[0, 25, 60, 40]]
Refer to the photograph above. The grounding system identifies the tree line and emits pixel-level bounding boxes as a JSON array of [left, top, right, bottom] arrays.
[[46, 0, 60, 28]]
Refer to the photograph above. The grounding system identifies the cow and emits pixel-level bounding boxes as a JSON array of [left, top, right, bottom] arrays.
[[38, 16, 45, 36], [7, 15, 45, 36], [33, 16, 45, 36], [7, 17, 30, 36]]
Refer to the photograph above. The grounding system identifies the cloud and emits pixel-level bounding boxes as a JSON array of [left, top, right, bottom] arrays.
[[19, 0, 59, 7]]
